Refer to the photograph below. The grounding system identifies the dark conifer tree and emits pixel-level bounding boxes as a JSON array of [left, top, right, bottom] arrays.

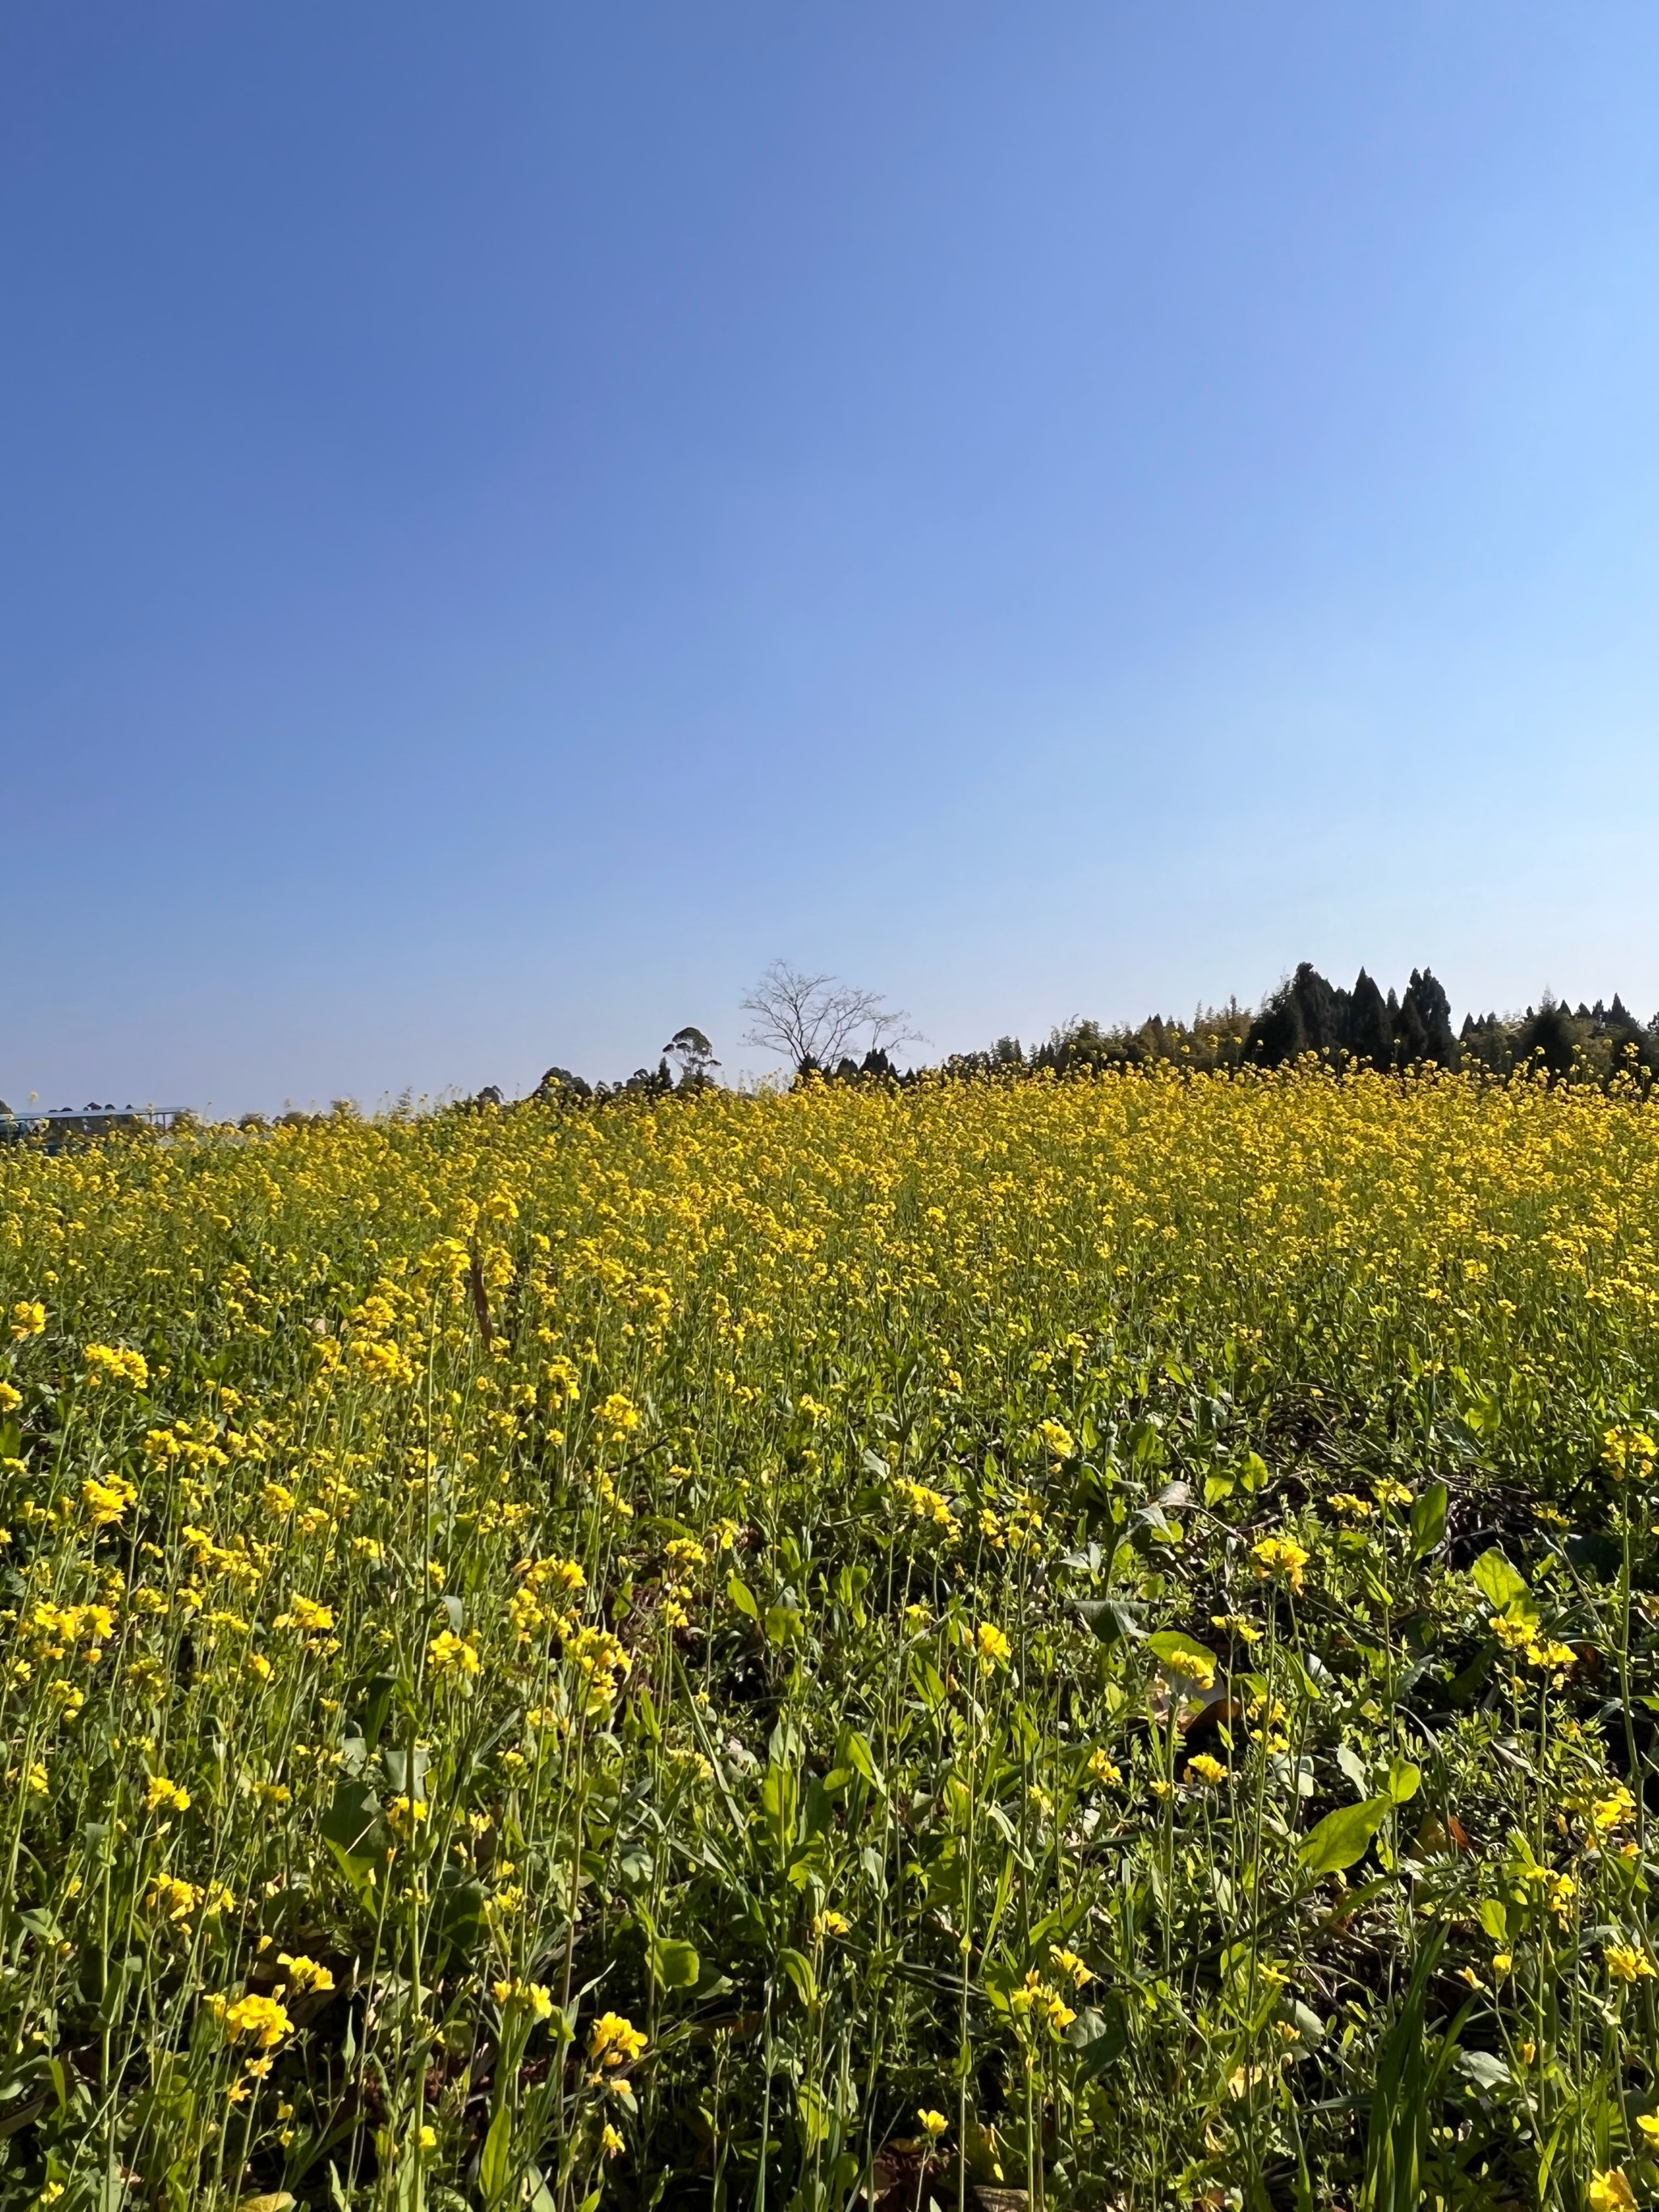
[[1392, 993, 1431, 1067], [1519, 1003, 1575, 1077], [1401, 969, 1457, 1066], [1348, 969, 1394, 1070], [1290, 963, 1342, 1057], [1245, 980, 1307, 1065]]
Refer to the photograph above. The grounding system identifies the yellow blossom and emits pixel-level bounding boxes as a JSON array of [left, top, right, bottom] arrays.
[[276, 1952, 335, 1994], [1588, 2171, 1636, 2212], [1605, 1943, 1656, 1984], [428, 1629, 480, 1678], [1251, 1535, 1309, 1592], [83, 1343, 148, 1389], [589, 2011, 647, 2068], [209, 1992, 292, 2048]]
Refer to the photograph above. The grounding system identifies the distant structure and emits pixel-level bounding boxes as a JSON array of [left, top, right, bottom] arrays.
[[0, 1104, 187, 1151]]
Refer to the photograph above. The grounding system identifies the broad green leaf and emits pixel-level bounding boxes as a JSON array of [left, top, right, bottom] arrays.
[[320, 1779, 380, 1866], [1386, 1757, 1421, 1805], [1455, 2050, 1508, 2092], [842, 1730, 882, 1790], [797, 2080, 830, 2149], [1287, 1999, 1327, 2046], [761, 1764, 798, 1860], [1298, 1796, 1391, 1874], [1146, 1629, 1216, 1682], [649, 1935, 700, 1990], [477, 2107, 514, 2210], [1068, 1994, 1129, 2077], [778, 1947, 817, 2007], [726, 1574, 758, 1620], [1409, 1482, 1447, 1561], [1470, 1548, 1529, 1616], [1075, 1597, 1146, 1645]]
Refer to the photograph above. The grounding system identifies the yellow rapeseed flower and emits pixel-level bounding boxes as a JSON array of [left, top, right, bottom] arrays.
[[428, 1629, 480, 1678], [210, 1992, 292, 2048], [82, 1343, 148, 1389], [1605, 1943, 1656, 1984], [1588, 2171, 1636, 2212], [1251, 1535, 1309, 1592], [589, 2011, 647, 2068]]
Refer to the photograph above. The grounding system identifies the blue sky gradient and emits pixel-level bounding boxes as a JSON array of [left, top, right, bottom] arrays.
[[7, 5, 1659, 1109]]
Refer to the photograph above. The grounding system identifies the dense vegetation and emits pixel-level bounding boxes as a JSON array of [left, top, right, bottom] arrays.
[[4, 1067, 1659, 2210], [940, 966, 1659, 1089]]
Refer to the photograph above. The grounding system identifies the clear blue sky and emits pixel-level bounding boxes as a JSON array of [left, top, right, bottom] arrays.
[[7, 5, 1659, 1112]]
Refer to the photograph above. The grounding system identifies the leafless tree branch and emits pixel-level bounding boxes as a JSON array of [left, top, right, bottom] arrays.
[[740, 960, 919, 1071]]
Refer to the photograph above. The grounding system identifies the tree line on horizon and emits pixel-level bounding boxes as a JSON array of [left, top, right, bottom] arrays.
[[503, 959, 1659, 1113], [945, 963, 1659, 1085]]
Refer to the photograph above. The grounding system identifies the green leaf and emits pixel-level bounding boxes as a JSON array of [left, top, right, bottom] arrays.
[[726, 1574, 758, 1620], [1455, 2050, 1508, 2093], [1145, 1629, 1215, 1682], [1298, 1796, 1392, 1874], [1409, 1482, 1447, 1561], [1075, 1597, 1146, 1645], [778, 1947, 817, 2008], [477, 2107, 514, 2210], [1386, 1757, 1421, 1805], [1470, 1548, 1529, 1616], [841, 1729, 882, 1790], [320, 1779, 380, 1865], [1067, 1994, 1129, 2077], [649, 1935, 701, 1991], [428, 1870, 485, 1962], [797, 2079, 830, 2150], [761, 1763, 798, 1860], [1477, 1898, 1509, 1941], [1287, 1999, 1327, 2047]]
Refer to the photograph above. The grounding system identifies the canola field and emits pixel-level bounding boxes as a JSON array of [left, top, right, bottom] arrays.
[[5, 1068, 1659, 2212]]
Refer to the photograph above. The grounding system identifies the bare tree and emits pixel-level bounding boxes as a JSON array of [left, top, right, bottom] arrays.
[[740, 960, 918, 1072]]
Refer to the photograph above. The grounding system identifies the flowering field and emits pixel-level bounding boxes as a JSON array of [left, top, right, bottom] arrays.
[[4, 1069, 1659, 2212]]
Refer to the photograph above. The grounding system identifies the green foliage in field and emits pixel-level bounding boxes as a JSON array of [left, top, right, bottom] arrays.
[[3, 1068, 1659, 2210]]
